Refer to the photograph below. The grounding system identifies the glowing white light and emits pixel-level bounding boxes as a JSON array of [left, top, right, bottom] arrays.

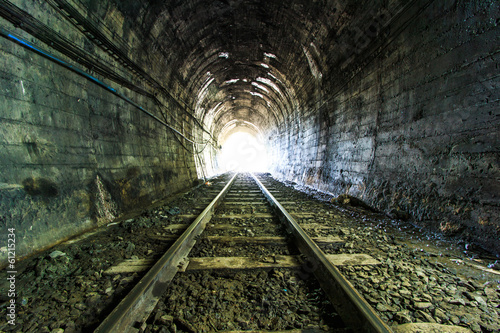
[[249, 91, 264, 99], [264, 52, 277, 59], [256, 77, 281, 94], [201, 77, 214, 92], [209, 102, 223, 114], [219, 52, 229, 58], [196, 77, 215, 110], [260, 63, 269, 68], [252, 82, 269, 93], [218, 132, 269, 172], [267, 72, 277, 80], [224, 79, 239, 84]]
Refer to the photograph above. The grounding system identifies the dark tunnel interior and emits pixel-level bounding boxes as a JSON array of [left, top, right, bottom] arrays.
[[0, 0, 499, 263]]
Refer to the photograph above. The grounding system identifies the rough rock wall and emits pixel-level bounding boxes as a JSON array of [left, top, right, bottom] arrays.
[[271, 1, 500, 253], [0, 0, 197, 264]]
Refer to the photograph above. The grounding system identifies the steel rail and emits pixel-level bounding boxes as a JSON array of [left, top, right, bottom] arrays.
[[95, 173, 238, 333], [251, 173, 393, 333]]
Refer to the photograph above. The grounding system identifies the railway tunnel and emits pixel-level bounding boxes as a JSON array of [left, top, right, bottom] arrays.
[[1, 0, 498, 262], [0, 0, 499, 323]]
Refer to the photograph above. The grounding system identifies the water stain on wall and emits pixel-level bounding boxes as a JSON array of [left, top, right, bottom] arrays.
[[22, 177, 59, 197]]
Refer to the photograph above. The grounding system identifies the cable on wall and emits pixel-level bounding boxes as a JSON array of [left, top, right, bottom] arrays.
[[0, 0, 217, 145], [44, 0, 216, 141], [0, 27, 218, 150]]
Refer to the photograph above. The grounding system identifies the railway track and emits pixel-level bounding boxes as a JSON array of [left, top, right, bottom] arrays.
[[95, 173, 392, 333], [2, 172, 498, 333]]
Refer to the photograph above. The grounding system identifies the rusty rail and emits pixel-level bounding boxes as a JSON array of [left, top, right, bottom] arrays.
[[251, 173, 393, 333], [95, 173, 238, 333]]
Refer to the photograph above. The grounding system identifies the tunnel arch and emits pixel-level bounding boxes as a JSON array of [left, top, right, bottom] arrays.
[[1, 0, 498, 261], [130, 0, 339, 179]]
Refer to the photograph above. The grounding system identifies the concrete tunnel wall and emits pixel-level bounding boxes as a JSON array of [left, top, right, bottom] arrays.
[[0, 0, 498, 265], [268, 1, 500, 254], [0, 0, 200, 264]]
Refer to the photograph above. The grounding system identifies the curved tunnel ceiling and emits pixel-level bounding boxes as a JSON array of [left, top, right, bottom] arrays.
[[131, 0, 393, 143]]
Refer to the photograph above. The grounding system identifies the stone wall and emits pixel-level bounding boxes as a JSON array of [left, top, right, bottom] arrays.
[[270, 1, 500, 253], [0, 0, 197, 265]]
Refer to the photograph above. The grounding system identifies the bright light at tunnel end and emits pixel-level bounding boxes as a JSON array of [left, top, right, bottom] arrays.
[[217, 132, 269, 173]]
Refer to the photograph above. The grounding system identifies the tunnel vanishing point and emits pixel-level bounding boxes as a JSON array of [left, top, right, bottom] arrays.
[[0, 0, 498, 265]]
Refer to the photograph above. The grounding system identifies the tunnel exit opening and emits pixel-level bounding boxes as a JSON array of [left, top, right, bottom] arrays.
[[216, 132, 269, 173]]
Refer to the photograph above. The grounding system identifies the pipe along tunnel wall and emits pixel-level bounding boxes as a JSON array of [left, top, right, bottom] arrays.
[[0, 0, 498, 265]]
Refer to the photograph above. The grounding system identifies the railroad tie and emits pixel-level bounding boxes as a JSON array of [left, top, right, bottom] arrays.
[[103, 253, 379, 275]]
